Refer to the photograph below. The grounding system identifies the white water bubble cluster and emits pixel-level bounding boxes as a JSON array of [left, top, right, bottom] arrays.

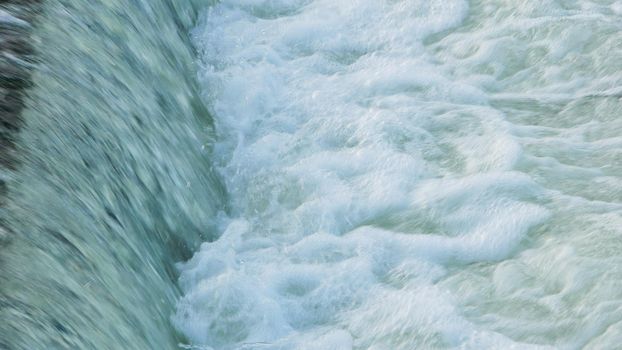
[[175, 0, 622, 348]]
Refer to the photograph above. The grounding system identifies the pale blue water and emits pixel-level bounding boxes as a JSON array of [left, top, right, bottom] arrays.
[[176, 0, 622, 349], [2, 1, 621, 349]]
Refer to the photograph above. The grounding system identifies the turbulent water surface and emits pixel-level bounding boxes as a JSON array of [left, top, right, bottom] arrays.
[[174, 0, 622, 349], [2, 0, 622, 349]]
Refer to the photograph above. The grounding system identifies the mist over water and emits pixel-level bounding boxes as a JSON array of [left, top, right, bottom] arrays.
[[174, 0, 622, 349]]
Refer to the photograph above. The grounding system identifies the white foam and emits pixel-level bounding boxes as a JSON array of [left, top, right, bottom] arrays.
[[174, 0, 562, 348]]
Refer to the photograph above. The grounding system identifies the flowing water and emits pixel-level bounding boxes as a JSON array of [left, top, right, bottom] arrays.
[[173, 0, 622, 349], [1, 1, 224, 349], [1, 0, 622, 349]]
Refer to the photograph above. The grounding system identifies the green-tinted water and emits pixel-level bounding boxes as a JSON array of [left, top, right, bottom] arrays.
[[1, 1, 225, 349]]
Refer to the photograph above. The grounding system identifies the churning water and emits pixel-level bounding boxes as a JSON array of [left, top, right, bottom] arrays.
[[2, 0, 622, 349], [174, 0, 622, 349]]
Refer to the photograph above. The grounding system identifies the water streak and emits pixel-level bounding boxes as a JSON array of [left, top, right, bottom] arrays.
[[1, 1, 225, 349]]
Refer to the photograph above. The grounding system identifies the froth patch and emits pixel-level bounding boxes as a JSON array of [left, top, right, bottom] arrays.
[[176, 0, 557, 348]]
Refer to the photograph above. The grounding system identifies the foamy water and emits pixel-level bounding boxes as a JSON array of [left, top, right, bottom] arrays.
[[174, 0, 622, 348]]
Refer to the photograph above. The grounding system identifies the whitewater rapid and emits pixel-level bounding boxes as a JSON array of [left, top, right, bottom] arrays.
[[175, 0, 622, 349]]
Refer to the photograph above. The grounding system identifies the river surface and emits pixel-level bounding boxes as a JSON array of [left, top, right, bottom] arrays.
[[175, 0, 622, 349], [1, 0, 621, 349]]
